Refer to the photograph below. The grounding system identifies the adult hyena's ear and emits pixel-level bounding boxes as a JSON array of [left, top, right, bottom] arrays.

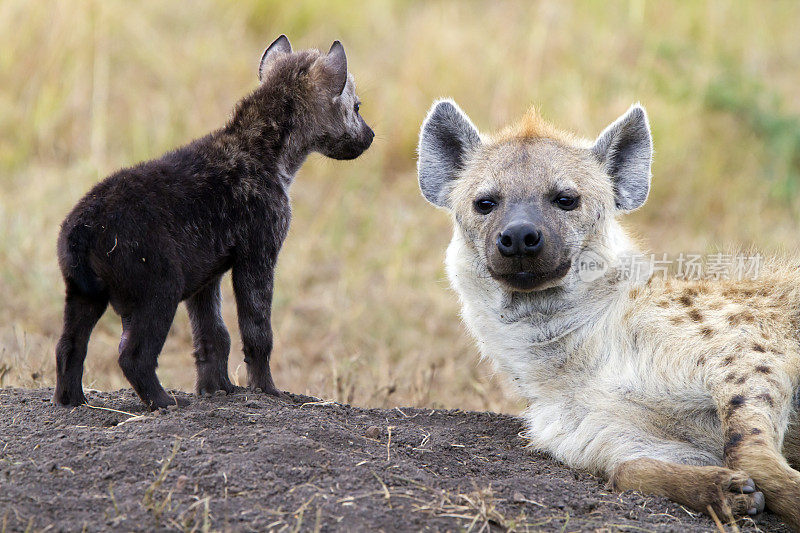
[[322, 41, 348, 96], [259, 35, 292, 81], [417, 99, 482, 209], [592, 104, 653, 211]]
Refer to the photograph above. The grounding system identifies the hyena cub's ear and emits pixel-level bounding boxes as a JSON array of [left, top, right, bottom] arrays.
[[322, 41, 348, 96], [259, 35, 292, 81], [417, 100, 482, 208], [592, 104, 653, 211]]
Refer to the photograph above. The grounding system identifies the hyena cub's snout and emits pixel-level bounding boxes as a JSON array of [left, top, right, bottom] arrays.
[[326, 120, 374, 160], [329, 97, 374, 160]]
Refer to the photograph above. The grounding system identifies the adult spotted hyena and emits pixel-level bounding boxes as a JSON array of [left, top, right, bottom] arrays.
[[418, 99, 800, 528], [54, 36, 373, 410]]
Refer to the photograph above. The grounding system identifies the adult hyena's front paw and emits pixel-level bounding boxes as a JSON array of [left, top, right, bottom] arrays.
[[704, 468, 765, 519]]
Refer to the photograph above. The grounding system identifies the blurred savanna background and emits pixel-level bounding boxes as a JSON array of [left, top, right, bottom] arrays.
[[2, 1, 800, 413]]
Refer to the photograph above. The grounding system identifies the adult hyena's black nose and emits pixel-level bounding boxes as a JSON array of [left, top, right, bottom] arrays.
[[497, 223, 543, 257]]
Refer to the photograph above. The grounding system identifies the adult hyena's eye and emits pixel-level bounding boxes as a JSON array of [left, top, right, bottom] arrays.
[[554, 195, 580, 211], [354, 102, 360, 113], [473, 198, 497, 215]]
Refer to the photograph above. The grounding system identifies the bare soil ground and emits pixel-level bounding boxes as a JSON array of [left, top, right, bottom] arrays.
[[0, 388, 788, 532]]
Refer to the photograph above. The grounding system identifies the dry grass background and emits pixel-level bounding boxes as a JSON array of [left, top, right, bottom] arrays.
[[2, 1, 800, 413]]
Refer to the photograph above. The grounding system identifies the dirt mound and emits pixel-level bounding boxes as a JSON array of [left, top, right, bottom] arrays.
[[0, 388, 787, 532]]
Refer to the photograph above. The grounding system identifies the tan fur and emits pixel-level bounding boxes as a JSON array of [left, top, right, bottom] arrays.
[[611, 458, 760, 519], [492, 107, 582, 146], [429, 106, 800, 529]]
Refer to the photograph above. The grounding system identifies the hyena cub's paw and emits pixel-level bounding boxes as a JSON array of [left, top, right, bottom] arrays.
[[705, 468, 765, 518], [248, 383, 292, 403], [146, 391, 190, 411], [196, 371, 236, 397], [52, 386, 87, 407], [246, 370, 291, 401]]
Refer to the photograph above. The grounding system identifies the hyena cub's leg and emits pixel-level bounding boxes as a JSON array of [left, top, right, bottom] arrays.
[[713, 357, 800, 530], [611, 458, 765, 519], [231, 255, 284, 398], [117, 296, 181, 410], [53, 282, 109, 406], [186, 276, 234, 395]]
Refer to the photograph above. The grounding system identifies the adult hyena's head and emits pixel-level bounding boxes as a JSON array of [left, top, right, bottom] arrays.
[[417, 100, 652, 292], [258, 35, 374, 160]]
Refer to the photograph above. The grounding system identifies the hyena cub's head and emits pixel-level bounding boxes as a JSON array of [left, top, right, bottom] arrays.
[[258, 35, 374, 160], [417, 100, 652, 292]]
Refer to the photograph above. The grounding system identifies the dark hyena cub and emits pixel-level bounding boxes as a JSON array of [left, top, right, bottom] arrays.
[[54, 35, 373, 410]]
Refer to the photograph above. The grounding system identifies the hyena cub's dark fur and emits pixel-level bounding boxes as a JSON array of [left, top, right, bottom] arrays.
[[54, 36, 373, 410]]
